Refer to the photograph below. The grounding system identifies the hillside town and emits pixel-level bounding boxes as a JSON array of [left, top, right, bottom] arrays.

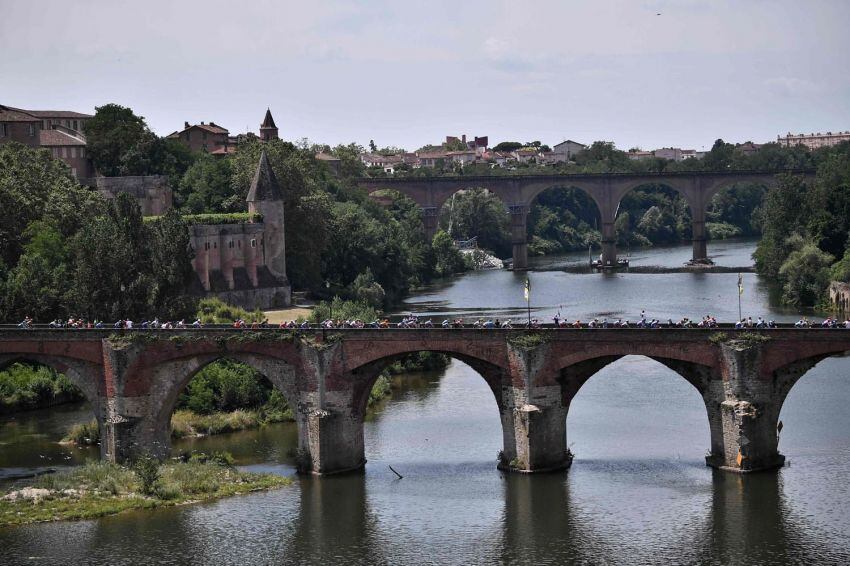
[[3, 102, 850, 178]]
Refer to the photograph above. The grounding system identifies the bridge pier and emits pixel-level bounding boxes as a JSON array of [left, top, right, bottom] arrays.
[[499, 342, 572, 473], [421, 206, 439, 242], [691, 212, 710, 263], [600, 220, 617, 266], [705, 343, 785, 473], [509, 204, 528, 270], [303, 408, 365, 475], [501, 401, 570, 472]]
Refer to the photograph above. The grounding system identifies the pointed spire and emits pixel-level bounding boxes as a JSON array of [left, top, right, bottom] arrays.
[[247, 150, 283, 202], [261, 108, 276, 129]]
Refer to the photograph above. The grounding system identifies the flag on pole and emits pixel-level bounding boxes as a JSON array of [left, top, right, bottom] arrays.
[[524, 278, 530, 302], [738, 273, 744, 296]]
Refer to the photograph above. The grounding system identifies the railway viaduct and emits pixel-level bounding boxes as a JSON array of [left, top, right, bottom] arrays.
[[1, 327, 846, 476], [358, 170, 815, 269]]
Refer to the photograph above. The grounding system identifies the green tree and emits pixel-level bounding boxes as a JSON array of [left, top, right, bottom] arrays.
[[492, 142, 522, 152], [0, 142, 98, 268], [753, 175, 810, 277], [431, 230, 467, 277], [84, 104, 151, 176], [177, 154, 235, 213], [439, 189, 511, 257], [69, 193, 196, 320], [778, 236, 833, 307]]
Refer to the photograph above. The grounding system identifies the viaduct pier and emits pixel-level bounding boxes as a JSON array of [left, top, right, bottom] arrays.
[[1, 327, 846, 475]]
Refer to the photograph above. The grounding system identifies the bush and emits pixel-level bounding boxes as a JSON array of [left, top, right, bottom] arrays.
[[63, 419, 100, 445], [706, 222, 742, 240], [310, 297, 379, 323], [133, 455, 161, 496], [351, 268, 386, 308], [0, 363, 84, 412], [196, 297, 264, 324], [778, 238, 834, 306]]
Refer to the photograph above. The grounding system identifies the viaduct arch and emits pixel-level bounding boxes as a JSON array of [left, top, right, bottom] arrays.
[[1, 327, 847, 476], [358, 170, 815, 269]]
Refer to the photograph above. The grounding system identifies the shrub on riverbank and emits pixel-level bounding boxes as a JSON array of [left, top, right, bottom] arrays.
[[63, 419, 100, 445], [196, 297, 264, 324], [0, 457, 290, 526], [0, 363, 83, 413]]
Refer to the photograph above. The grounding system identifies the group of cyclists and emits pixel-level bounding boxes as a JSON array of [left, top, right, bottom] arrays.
[[13, 312, 850, 330]]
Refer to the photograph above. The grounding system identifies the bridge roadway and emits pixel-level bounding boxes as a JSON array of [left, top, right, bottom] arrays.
[[358, 169, 816, 269], [1, 326, 847, 475]]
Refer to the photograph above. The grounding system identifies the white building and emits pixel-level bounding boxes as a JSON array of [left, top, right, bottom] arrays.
[[777, 131, 850, 150]]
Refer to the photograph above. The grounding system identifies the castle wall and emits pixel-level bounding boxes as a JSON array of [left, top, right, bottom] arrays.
[[189, 223, 290, 310], [83, 175, 173, 216]]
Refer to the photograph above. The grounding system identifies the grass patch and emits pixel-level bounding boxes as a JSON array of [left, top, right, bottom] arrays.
[[170, 408, 293, 439], [509, 333, 548, 351], [62, 419, 100, 445], [0, 458, 290, 526]]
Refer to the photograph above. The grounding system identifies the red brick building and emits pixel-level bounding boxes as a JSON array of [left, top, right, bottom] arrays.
[[0, 104, 94, 177], [167, 109, 281, 155], [166, 121, 230, 153]]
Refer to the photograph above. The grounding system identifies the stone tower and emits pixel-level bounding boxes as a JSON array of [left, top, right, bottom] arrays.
[[259, 108, 279, 142], [247, 150, 287, 284]]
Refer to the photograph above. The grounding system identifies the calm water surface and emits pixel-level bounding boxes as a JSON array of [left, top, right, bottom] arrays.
[[2, 239, 849, 565]]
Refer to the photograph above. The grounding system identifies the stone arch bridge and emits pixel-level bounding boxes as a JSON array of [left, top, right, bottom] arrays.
[[2, 327, 847, 475], [358, 170, 815, 269]]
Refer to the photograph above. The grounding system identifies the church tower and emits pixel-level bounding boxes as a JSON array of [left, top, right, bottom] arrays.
[[247, 150, 287, 285], [259, 108, 279, 142]]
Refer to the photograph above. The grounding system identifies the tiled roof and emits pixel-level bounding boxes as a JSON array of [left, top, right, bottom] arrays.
[[0, 105, 40, 122], [171, 123, 230, 136], [26, 110, 93, 119], [417, 151, 448, 159], [39, 129, 86, 146], [315, 153, 340, 161], [209, 146, 236, 155]]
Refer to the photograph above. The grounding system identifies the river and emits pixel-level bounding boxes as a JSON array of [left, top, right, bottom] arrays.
[[2, 239, 849, 564]]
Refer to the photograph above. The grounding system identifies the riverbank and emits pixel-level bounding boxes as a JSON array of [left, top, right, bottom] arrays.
[[0, 459, 290, 526]]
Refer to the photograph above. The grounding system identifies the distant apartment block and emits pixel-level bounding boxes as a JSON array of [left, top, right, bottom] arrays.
[[777, 131, 850, 150], [0, 104, 94, 177]]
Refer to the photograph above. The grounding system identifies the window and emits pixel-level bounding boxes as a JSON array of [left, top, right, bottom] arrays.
[[205, 242, 210, 251], [251, 239, 257, 248], [28, 124, 35, 137], [0, 123, 6, 137], [73, 120, 78, 131], [237, 241, 241, 248]]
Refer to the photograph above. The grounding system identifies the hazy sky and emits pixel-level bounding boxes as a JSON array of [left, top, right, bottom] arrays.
[[3, 0, 849, 152]]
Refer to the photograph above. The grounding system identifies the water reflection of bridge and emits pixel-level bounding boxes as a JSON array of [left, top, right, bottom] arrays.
[[1, 327, 847, 476], [359, 170, 815, 269]]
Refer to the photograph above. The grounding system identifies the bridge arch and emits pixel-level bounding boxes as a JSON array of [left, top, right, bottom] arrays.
[[613, 182, 695, 252], [117, 350, 302, 460], [347, 351, 507, 420], [0, 354, 104, 418], [520, 185, 604, 257], [556, 354, 716, 463]]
